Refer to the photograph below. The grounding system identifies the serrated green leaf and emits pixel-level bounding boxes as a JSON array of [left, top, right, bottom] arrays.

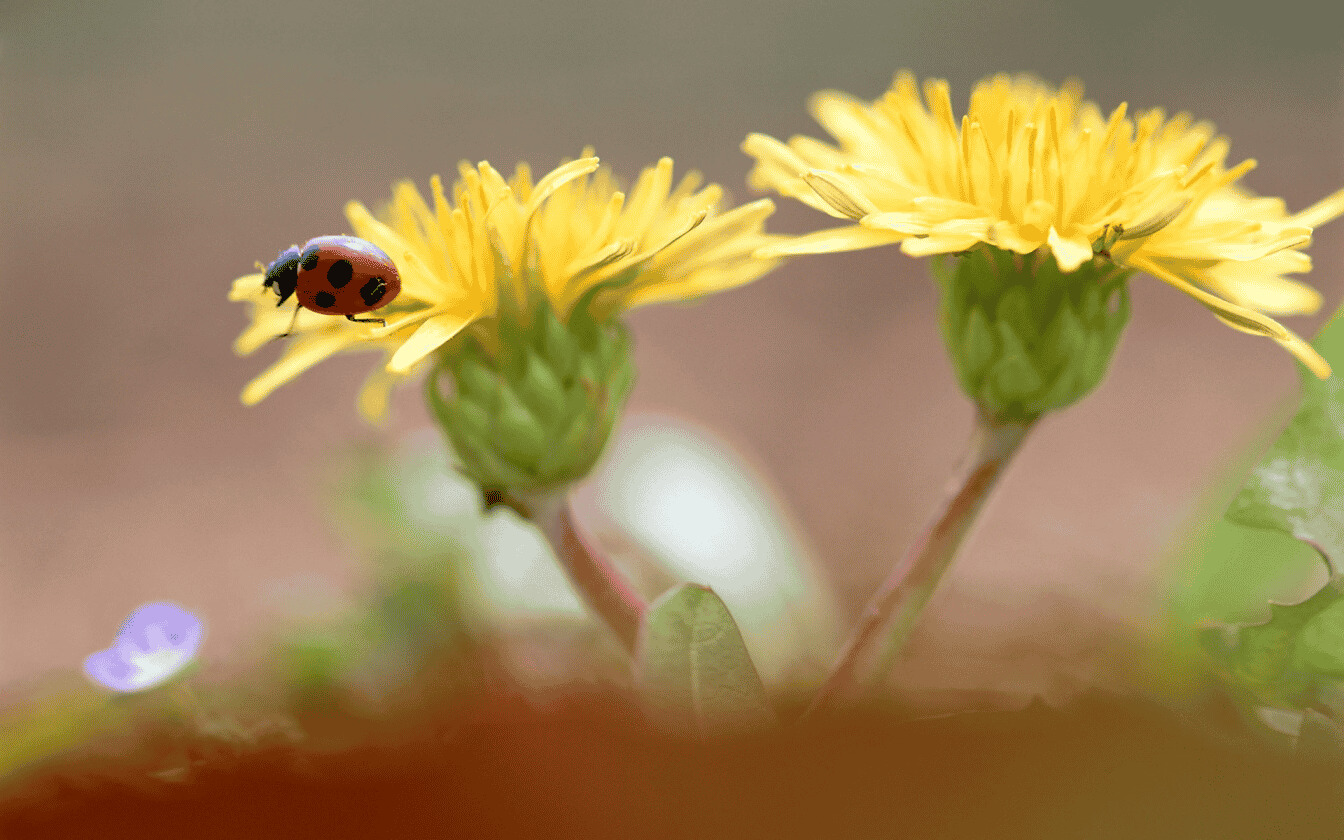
[[1296, 598, 1344, 676], [1215, 583, 1344, 704], [1225, 339, 1344, 572], [635, 583, 776, 736]]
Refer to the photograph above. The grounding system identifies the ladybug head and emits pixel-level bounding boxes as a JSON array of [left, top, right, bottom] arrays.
[[262, 245, 301, 306]]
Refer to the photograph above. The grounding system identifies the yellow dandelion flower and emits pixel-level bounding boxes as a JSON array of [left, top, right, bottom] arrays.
[[744, 71, 1344, 378], [231, 152, 779, 421]]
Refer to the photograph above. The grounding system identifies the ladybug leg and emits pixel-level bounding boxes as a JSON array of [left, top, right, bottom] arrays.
[[271, 302, 302, 341], [345, 314, 387, 327]]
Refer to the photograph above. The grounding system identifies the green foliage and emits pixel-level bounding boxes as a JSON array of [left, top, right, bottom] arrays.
[[427, 297, 636, 498], [1203, 583, 1344, 706], [1170, 308, 1344, 629], [933, 244, 1131, 422], [0, 686, 124, 782], [269, 440, 483, 710], [1225, 376, 1344, 571], [1180, 307, 1344, 728], [635, 584, 777, 735]]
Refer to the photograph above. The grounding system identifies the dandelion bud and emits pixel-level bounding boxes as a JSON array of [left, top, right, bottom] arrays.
[[933, 245, 1130, 421], [427, 298, 635, 498]]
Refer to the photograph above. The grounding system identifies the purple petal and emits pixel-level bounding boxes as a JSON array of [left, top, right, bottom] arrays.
[[83, 648, 143, 693], [117, 602, 204, 656], [83, 601, 205, 693]]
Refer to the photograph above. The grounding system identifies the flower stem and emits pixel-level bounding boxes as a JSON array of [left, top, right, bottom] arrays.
[[806, 412, 1034, 717], [516, 491, 648, 654]]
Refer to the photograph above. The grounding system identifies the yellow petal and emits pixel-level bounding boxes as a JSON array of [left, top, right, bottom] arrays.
[[388, 311, 474, 373], [899, 234, 982, 257], [625, 258, 781, 309], [524, 156, 600, 217], [229, 273, 266, 301], [803, 170, 877, 220], [1199, 264, 1323, 316], [860, 212, 933, 235], [1294, 187, 1344, 229], [754, 225, 899, 257], [241, 332, 356, 405], [370, 305, 444, 338], [1047, 227, 1093, 272], [1130, 255, 1330, 378], [356, 363, 405, 424]]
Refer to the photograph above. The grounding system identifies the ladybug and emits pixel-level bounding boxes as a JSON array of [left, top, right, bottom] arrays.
[[262, 235, 401, 327]]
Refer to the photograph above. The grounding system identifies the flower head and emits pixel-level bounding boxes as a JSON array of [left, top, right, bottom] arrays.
[[232, 152, 779, 421], [744, 72, 1344, 377], [84, 602, 204, 693]]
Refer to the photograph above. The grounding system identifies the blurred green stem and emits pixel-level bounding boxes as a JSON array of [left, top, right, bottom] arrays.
[[516, 491, 647, 654], [807, 412, 1034, 716]]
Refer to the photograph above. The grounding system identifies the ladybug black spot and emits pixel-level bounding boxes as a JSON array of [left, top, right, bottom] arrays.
[[314, 291, 336, 309], [327, 259, 353, 288], [300, 247, 321, 271], [360, 277, 386, 306]]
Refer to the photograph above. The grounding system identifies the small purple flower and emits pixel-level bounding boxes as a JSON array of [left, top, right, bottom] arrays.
[[84, 602, 205, 693]]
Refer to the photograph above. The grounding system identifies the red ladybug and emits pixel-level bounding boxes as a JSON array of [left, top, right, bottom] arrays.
[[262, 235, 401, 326]]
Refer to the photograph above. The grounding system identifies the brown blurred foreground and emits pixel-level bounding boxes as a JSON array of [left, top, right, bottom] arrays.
[[3, 686, 1342, 840]]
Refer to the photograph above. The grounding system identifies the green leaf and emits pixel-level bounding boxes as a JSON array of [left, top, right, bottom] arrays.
[[1223, 306, 1344, 571], [491, 382, 546, 464], [1211, 583, 1343, 703], [1296, 596, 1344, 677], [1169, 307, 1344, 628], [635, 584, 776, 736]]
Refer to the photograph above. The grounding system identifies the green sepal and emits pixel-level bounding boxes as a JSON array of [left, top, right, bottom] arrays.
[[492, 382, 549, 463], [519, 352, 568, 424], [933, 245, 1131, 422], [453, 346, 499, 406]]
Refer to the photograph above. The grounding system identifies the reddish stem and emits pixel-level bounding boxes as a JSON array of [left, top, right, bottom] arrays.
[[525, 492, 647, 654], [805, 414, 1033, 717]]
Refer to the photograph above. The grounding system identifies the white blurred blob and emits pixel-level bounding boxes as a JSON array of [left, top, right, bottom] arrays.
[[386, 421, 841, 690], [585, 413, 842, 689], [474, 511, 588, 617], [1256, 706, 1304, 737], [392, 428, 588, 623]]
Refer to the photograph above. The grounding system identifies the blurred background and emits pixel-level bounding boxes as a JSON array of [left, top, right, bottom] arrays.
[[2, 0, 1342, 701]]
